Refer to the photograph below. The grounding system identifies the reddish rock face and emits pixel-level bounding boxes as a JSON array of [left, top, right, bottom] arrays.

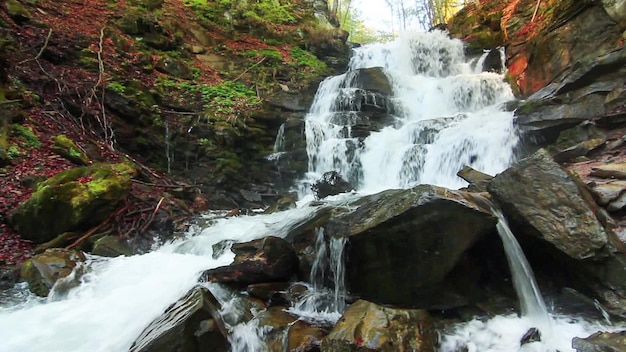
[[448, 0, 623, 98]]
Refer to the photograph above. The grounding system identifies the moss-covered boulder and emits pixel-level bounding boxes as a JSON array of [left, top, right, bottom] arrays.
[[20, 248, 86, 297], [11, 163, 135, 244], [52, 134, 90, 165]]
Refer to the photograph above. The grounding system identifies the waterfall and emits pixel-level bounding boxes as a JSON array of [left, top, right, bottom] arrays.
[[302, 31, 518, 195], [1, 31, 617, 352]]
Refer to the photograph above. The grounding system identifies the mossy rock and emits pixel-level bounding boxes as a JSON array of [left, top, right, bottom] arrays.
[[52, 135, 90, 165], [20, 248, 86, 297], [155, 57, 193, 79], [10, 163, 135, 244], [127, 0, 164, 11], [6, 0, 31, 24]]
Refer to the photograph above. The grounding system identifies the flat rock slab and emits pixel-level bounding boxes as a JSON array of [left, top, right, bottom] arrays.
[[591, 163, 626, 179]]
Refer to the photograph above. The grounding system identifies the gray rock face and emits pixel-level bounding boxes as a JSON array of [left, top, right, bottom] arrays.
[[130, 287, 229, 352], [488, 149, 608, 259], [325, 184, 496, 308], [603, 0, 626, 29], [203, 236, 299, 284], [321, 300, 436, 352], [573, 330, 626, 352]]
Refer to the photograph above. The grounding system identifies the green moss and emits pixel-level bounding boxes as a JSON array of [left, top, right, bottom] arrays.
[[12, 124, 40, 148], [53, 135, 90, 165], [290, 47, 328, 77], [12, 163, 133, 243]]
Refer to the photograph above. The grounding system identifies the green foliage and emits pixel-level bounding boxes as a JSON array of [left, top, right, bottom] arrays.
[[12, 124, 40, 148], [290, 47, 327, 76], [183, 0, 297, 29], [8, 145, 21, 158], [107, 82, 126, 95]]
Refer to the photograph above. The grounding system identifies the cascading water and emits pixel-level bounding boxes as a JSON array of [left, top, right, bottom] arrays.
[[0, 30, 620, 352], [302, 31, 518, 194]]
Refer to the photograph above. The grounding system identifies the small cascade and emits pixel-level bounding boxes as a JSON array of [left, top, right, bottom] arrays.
[[287, 228, 347, 323], [494, 208, 550, 324], [273, 123, 285, 153], [164, 120, 172, 174]]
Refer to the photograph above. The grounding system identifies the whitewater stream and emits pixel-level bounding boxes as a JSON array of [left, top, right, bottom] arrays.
[[0, 31, 622, 351]]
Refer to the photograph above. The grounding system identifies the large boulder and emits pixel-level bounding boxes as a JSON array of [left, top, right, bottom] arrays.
[[20, 248, 86, 297], [324, 184, 497, 308], [488, 149, 608, 260], [11, 163, 134, 244], [320, 300, 436, 352], [130, 286, 229, 352], [203, 236, 299, 284]]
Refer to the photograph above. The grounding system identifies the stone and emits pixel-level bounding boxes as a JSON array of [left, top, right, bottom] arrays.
[[457, 165, 493, 191], [203, 236, 299, 284], [246, 282, 290, 301], [590, 181, 626, 206], [156, 57, 193, 79], [553, 138, 607, 163], [321, 300, 436, 352], [591, 163, 626, 179], [52, 135, 90, 165], [326, 184, 496, 308], [20, 248, 86, 297], [311, 171, 354, 199], [263, 196, 297, 214], [130, 286, 229, 352], [10, 163, 134, 243], [488, 149, 608, 259], [286, 320, 326, 352], [520, 327, 541, 346], [91, 236, 133, 257], [603, 0, 626, 29], [572, 330, 626, 352]]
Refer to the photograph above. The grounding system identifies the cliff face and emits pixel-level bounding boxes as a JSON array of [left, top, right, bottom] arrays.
[[0, 0, 350, 265], [447, 0, 624, 98]]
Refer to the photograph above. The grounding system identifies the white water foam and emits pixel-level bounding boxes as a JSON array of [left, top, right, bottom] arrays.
[[302, 30, 518, 195]]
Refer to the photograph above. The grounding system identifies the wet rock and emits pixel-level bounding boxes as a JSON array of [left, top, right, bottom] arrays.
[[321, 300, 436, 352], [286, 320, 327, 352], [520, 327, 541, 346], [457, 166, 493, 192], [203, 236, 298, 284], [263, 196, 297, 214], [20, 248, 86, 297], [488, 149, 608, 260], [0, 268, 19, 290], [10, 163, 134, 244], [311, 171, 354, 199], [91, 236, 133, 257], [591, 163, 626, 179], [572, 330, 626, 352], [130, 286, 229, 352], [327, 184, 496, 308], [246, 282, 290, 301]]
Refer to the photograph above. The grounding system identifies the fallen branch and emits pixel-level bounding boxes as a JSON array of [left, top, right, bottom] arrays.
[[531, 0, 541, 22], [131, 179, 200, 189], [233, 56, 266, 82], [139, 197, 165, 233], [66, 205, 128, 250]]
